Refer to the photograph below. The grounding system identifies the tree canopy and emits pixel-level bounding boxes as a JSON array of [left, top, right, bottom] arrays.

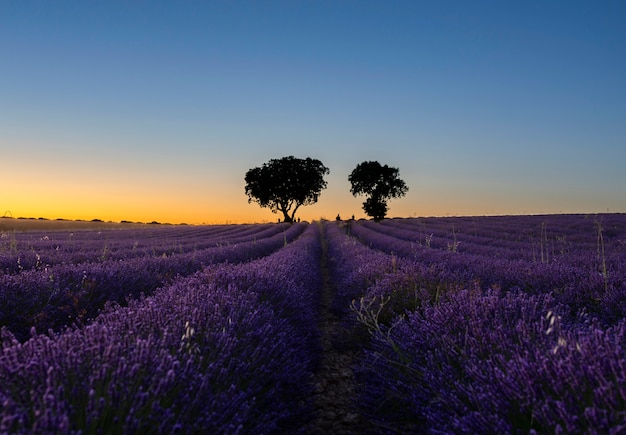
[[349, 161, 408, 221], [244, 156, 329, 222]]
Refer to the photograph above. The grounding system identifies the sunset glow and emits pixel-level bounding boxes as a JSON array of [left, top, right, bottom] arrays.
[[2, 1, 625, 224]]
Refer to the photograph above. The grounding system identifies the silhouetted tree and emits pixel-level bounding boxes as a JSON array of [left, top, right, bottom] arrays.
[[245, 156, 329, 223], [349, 161, 408, 221]]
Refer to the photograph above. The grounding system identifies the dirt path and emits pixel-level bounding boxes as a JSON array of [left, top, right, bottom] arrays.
[[301, 224, 368, 434]]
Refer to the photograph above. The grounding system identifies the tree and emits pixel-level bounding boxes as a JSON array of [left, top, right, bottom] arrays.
[[245, 156, 329, 223], [349, 161, 408, 221]]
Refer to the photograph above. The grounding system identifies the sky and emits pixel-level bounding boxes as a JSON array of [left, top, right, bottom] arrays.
[[2, 1, 625, 224]]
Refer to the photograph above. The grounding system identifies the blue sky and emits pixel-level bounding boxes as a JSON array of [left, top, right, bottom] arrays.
[[2, 1, 625, 223]]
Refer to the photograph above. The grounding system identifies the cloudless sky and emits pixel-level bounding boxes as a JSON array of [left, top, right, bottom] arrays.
[[2, 1, 625, 224]]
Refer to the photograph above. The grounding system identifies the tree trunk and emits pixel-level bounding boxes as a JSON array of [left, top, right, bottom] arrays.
[[282, 210, 293, 223]]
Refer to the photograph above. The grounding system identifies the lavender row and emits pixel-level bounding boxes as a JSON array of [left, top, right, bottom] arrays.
[[324, 222, 395, 317], [0, 223, 306, 342], [324, 221, 626, 431], [349, 218, 626, 324], [0, 223, 323, 433], [356, 288, 626, 433], [361, 214, 626, 263], [0, 224, 289, 274], [380, 214, 625, 246], [0, 224, 241, 263]]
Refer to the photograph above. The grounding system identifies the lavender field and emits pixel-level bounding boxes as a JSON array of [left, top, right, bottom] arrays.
[[1, 214, 625, 433]]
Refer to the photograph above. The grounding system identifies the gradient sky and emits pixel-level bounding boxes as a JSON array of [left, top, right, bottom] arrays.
[[2, 1, 625, 224]]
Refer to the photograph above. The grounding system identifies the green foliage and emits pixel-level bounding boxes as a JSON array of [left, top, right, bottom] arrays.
[[244, 156, 329, 222], [349, 161, 408, 221]]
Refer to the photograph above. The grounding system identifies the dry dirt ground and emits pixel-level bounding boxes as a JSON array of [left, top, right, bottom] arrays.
[[300, 229, 374, 434]]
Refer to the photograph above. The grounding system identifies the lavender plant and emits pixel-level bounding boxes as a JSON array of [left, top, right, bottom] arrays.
[[2, 215, 625, 432], [0, 223, 323, 433], [0, 223, 307, 341], [339, 214, 626, 432]]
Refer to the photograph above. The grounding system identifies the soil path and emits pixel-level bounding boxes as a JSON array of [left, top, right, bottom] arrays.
[[301, 224, 369, 434]]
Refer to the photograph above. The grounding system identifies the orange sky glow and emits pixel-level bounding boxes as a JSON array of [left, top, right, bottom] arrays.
[[2, 2, 625, 224]]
